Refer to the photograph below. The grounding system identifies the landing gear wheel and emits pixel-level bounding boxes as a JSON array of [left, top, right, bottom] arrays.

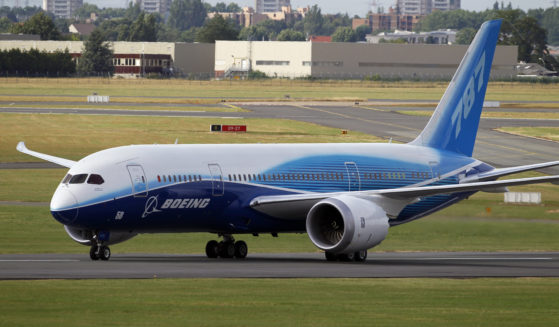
[[234, 241, 248, 259], [206, 240, 219, 258], [219, 241, 235, 258], [99, 246, 111, 261], [354, 250, 367, 262], [89, 246, 100, 261], [339, 252, 355, 262], [325, 252, 338, 261]]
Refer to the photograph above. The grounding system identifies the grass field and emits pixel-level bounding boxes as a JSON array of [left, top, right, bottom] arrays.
[[1, 278, 558, 327], [1, 78, 559, 102], [0, 113, 382, 162], [497, 127, 559, 142]]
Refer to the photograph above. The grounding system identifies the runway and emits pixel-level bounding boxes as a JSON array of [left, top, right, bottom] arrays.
[[1, 252, 559, 279]]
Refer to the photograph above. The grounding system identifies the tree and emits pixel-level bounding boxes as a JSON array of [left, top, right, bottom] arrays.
[[495, 10, 547, 63], [456, 27, 476, 44], [128, 12, 158, 42], [77, 29, 114, 75], [303, 5, 324, 35], [195, 14, 239, 43], [168, 0, 207, 31], [0, 17, 13, 33], [331, 26, 357, 42], [11, 12, 60, 40], [277, 29, 305, 41], [355, 25, 372, 41]]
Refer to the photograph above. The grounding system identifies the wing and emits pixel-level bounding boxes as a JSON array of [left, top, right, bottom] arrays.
[[250, 174, 559, 219], [16, 142, 76, 168]]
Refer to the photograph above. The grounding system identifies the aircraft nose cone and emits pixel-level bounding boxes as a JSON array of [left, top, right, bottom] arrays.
[[50, 188, 79, 224]]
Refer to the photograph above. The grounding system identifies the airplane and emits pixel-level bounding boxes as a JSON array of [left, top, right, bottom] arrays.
[[16, 19, 559, 262]]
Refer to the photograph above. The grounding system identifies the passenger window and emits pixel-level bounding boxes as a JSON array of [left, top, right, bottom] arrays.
[[157, 175, 161, 183], [87, 174, 105, 185], [69, 174, 88, 184], [173, 175, 177, 182], [199, 175, 202, 181], [62, 174, 72, 184]]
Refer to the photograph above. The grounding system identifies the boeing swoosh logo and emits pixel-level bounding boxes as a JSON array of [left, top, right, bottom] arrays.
[[142, 195, 162, 218]]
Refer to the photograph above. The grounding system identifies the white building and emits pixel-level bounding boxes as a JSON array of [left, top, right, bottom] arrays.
[[397, 0, 431, 15], [397, 0, 460, 15], [432, 0, 460, 12], [42, 0, 83, 19], [255, 0, 290, 13], [135, 0, 172, 15]]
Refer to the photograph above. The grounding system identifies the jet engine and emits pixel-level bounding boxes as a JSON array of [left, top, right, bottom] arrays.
[[306, 195, 389, 254], [64, 225, 137, 246]]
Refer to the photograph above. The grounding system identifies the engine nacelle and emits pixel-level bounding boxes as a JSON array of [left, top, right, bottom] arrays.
[[306, 195, 389, 254], [64, 225, 137, 246]]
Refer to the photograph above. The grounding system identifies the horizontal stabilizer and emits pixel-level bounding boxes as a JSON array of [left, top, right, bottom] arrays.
[[461, 160, 559, 183], [16, 142, 76, 168]]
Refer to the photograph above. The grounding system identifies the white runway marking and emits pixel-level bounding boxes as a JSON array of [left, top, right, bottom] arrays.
[[401, 257, 553, 261], [0, 259, 80, 262]]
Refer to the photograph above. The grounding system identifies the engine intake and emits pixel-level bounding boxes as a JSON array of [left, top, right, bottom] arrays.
[[306, 195, 389, 254]]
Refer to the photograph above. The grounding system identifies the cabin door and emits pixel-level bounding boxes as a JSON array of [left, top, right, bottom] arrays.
[[345, 162, 361, 191], [208, 163, 224, 196], [127, 165, 148, 197]]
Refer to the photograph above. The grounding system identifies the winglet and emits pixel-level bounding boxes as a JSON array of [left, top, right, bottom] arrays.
[[16, 142, 77, 168]]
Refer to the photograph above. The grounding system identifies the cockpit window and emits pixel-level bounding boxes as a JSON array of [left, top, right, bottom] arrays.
[[69, 174, 88, 184], [87, 174, 105, 185], [62, 174, 72, 184]]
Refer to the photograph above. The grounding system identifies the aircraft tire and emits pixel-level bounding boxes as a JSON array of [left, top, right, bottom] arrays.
[[89, 246, 100, 261], [354, 250, 367, 262], [219, 241, 235, 258], [234, 241, 248, 259], [338, 253, 355, 262], [205, 240, 219, 258], [99, 246, 111, 261], [325, 252, 338, 261]]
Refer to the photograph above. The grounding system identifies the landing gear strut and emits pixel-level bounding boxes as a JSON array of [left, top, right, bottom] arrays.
[[205, 235, 248, 259], [325, 250, 367, 262]]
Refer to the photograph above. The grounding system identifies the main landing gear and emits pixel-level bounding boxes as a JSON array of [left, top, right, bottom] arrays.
[[325, 250, 367, 262], [205, 235, 248, 259]]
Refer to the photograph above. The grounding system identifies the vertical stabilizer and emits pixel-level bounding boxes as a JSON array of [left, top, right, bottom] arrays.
[[410, 20, 502, 157]]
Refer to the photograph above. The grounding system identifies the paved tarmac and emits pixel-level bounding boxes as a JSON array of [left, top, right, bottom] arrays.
[[1, 252, 558, 279]]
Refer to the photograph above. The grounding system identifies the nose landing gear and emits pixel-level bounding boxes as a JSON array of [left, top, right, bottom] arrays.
[[89, 232, 111, 261], [205, 235, 247, 259], [89, 245, 111, 261]]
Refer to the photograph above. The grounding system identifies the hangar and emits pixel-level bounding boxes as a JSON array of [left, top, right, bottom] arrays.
[[215, 41, 517, 79]]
